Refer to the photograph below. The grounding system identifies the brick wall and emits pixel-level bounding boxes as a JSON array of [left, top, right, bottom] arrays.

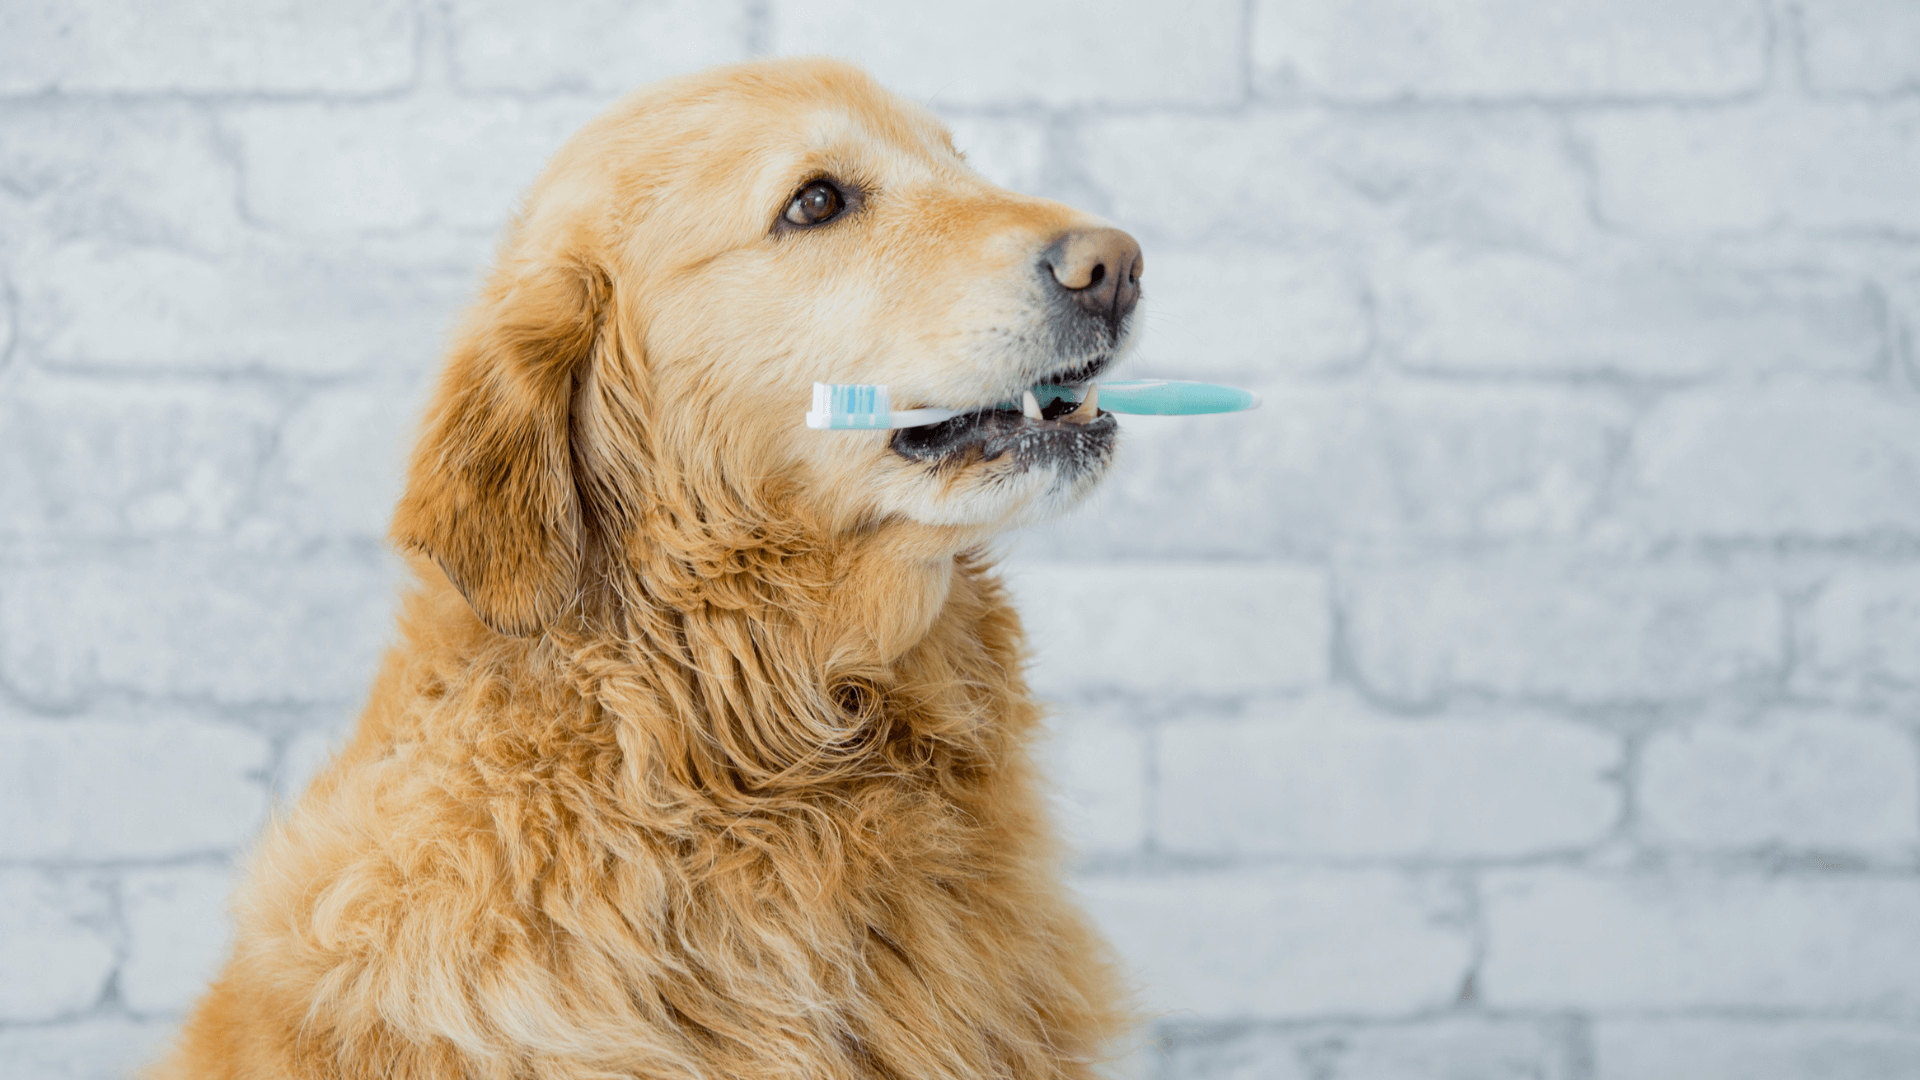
[[3, 2, 1919, 1077]]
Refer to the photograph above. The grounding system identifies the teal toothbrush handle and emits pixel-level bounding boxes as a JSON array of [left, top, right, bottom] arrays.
[[1032, 380, 1261, 415]]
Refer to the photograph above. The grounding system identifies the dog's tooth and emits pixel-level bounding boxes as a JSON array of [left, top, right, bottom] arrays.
[[1022, 389, 1043, 421], [1062, 384, 1099, 424]]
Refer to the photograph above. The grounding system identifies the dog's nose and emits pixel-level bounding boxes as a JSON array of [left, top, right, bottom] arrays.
[[1043, 227, 1142, 326]]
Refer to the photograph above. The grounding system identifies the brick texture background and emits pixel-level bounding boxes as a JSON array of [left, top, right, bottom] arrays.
[[3, 2, 1919, 1077]]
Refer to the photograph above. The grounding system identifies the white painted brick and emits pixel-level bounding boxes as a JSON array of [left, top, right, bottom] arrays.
[[1347, 560, 1783, 706], [1008, 563, 1329, 696], [941, 116, 1052, 198], [1801, 0, 1920, 96], [1380, 248, 1882, 377], [0, 101, 242, 251], [1581, 102, 1920, 236], [0, 1021, 178, 1080], [277, 724, 348, 802], [1040, 706, 1149, 857], [225, 96, 603, 235], [1079, 110, 1590, 249], [1898, 273, 1920, 383], [1136, 248, 1370, 379], [1018, 382, 1626, 560], [1, 275, 14, 364], [1638, 714, 1919, 852], [1797, 567, 1920, 698], [1251, 0, 1758, 101], [1594, 1019, 1920, 1080], [16, 238, 477, 375], [0, 374, 279, 540], [1481, 870, 1920, 1009], [0, 870, 115, 1023], [0, 0, 414, 95], [1079, 870, 1472, 1019], [1310, 1020, 1574, 1080], [0, 718, 268, 860], [1253, 0, 1765, 102], [1165, 1019, 1574, 1080], [1157, 698, 1620, 858], [1157, 1032, 1313, 1080], [121, 864, 238, 1014], [447, 0, 750, 94], [262, 379, 426, 541], [1350, 386, 1627, 540], [1620, 385, 1920, 539], [767, 0, 1244, 109], [0, 547, 398, 706]]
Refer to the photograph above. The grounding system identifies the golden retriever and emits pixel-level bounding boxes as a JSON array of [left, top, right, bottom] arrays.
[[153, 57, 1143, 1079]]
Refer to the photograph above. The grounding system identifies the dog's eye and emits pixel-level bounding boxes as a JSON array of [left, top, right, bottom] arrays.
[[784, 181, 845, 227]]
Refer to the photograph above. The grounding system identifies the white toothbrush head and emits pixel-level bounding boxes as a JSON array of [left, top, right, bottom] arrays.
[[805, 383, 963, 430]]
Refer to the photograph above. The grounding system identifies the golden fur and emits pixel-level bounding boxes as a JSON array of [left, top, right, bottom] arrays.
[[154, 58, 1137, 1079]]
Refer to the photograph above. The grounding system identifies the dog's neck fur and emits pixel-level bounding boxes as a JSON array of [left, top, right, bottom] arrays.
[[561, 522, 984, 806], [248, 534, 1124, 1080]]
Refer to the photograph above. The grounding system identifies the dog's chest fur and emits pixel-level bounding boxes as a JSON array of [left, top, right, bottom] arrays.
[[160, 562, 1122, 1080]]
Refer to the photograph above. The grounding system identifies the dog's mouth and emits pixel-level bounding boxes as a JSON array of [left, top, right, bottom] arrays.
[[889, 358, 1119, 467]]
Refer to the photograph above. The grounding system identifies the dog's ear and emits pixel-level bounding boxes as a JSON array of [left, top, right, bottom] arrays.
[[392, 253, 611, 636]]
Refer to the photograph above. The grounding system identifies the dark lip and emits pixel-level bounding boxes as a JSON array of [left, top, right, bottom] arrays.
[[889, 402, 1117, 465], [888, 355, 1120, 466]]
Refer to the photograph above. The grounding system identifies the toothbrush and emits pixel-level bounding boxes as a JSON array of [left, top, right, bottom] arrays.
[[804, 380, 1261, 430]]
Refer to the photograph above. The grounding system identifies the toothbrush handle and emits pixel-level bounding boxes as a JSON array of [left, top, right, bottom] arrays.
[[1095, 380, 1262, 415]]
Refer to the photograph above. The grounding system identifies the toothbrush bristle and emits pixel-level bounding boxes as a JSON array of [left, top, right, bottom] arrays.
[[823, 383, 891, 428]]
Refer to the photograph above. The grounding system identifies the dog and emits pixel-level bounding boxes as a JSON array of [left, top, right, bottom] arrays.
[[153, 57, 1143, 1079]]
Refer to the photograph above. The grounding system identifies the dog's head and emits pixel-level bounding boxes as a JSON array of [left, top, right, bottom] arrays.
[[394, 58, 1140, 636]]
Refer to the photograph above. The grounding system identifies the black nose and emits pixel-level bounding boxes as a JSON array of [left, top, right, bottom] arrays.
[[1043, 226, 1143, 328]]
